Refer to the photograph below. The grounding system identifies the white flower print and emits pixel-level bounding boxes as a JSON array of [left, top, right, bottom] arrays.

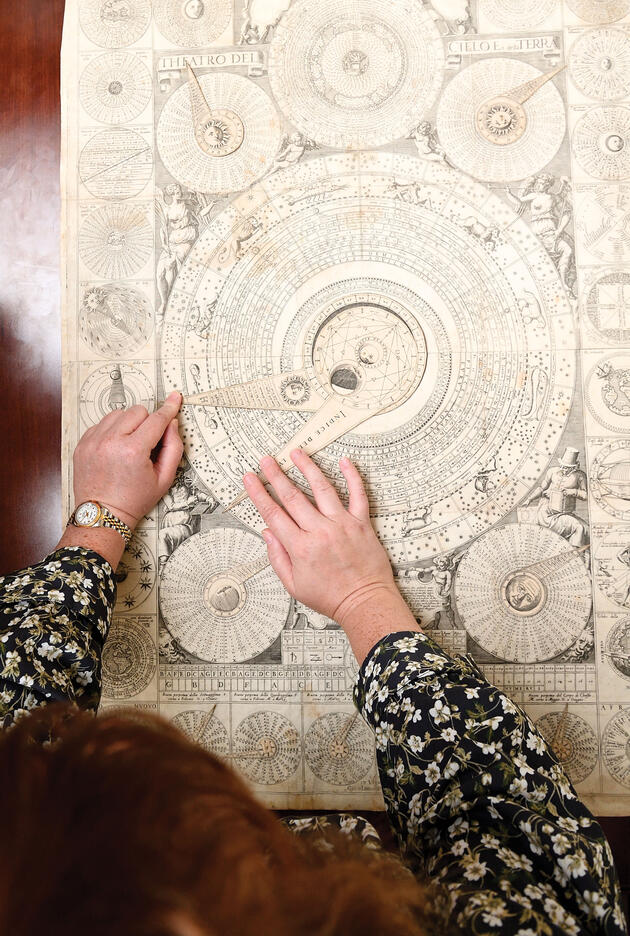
[[407, 734, 424, 755], [424, 762, 441, 785], [37, 642, 63, 661], [461, 854, 488, 881]]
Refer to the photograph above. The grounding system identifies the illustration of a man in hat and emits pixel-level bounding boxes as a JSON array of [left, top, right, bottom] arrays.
[[523, 446, 589, 547]]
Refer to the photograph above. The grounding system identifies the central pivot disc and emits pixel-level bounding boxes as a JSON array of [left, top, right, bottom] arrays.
[[476, 96, 527, 146], [342, 49, 370, 75], [329, 739, 350, 759], [500, 571, 547, 617], [604, 132, 626, 153], [195, 108, 245, 157], [203, 573, 246, 617], [258, 736, 278, 758]]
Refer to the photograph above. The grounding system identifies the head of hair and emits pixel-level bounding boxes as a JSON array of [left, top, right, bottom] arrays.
[[0, 705, 443, 936]]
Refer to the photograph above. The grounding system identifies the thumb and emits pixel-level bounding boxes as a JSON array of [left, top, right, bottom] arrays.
[[155, 418, 184, 491], [262, 529, 294, 594]]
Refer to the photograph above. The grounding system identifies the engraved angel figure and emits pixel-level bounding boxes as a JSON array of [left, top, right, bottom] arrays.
[[156, 185, 215, 324], [506, 174, 576, 298]]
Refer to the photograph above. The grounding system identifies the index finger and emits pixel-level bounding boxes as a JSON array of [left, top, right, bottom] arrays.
[[132, 391, 182, 449]]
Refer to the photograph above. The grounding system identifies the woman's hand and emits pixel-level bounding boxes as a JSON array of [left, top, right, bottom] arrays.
[[244, 451, 419, 654], [72, 391, 184, 530]]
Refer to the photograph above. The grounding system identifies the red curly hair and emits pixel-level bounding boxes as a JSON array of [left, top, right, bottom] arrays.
[[0, 706, 445, 936]]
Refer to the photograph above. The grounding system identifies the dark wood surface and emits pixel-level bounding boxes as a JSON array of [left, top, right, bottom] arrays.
[[0, 0, 628, 914], [0, 0, 65, 573]]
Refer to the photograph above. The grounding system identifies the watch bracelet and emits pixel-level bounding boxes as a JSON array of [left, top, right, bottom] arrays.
[[101, 513, 133, 546]]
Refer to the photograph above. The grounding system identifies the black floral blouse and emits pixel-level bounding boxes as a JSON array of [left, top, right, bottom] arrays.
[[0, 548, 627, 936]]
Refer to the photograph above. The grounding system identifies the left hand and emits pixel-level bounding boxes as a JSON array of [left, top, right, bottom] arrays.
[[72, 391, 184, 529]]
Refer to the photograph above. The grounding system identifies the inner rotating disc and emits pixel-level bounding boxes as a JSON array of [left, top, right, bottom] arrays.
[[311, 300, 427, 412]]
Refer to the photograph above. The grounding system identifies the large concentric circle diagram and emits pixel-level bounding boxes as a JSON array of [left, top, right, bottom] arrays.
[[602, 708, 630, 787], [569, 28, 630, 101], [153, 0, 232, 47], [232, 711, 301, 785], [535, 710, 599, 785], [79, 0, 152, 48], [573, 105, 630, 180], [79, 128, 153, 199], [268, 0, 444, 149], [79, 203, 153, 279], [305, 712, 375, 786], [566, 0, 630, 23], [79, 52, 152, 124], [171, 709, 230, 757], [161, 153, 576, 565]]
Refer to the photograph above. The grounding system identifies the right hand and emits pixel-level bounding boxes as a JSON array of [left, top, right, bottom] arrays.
[[72, 391, 184, 530], [244, 450, 399, 625]]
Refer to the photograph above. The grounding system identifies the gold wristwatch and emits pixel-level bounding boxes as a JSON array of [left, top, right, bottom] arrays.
[[68, 501, 133, 546]]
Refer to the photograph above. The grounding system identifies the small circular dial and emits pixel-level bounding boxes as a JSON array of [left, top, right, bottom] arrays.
[[535, 710, 599, 785], [101, 617, 157, 700], [172, 709, 230, 757], [232, 710, 301, 785], [305, 712, 375, 785]]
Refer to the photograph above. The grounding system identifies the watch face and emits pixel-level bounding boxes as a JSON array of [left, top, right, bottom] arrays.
[[75, 501, 100, 526]]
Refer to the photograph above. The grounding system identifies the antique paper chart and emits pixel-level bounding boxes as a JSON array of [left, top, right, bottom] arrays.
[[61, 0, 630, 813]]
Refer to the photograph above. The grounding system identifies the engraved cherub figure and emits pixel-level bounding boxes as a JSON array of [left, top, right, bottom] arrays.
[[271, 132, 318, 172], [409, 121, 451, 165], [422, 554, 457, 629]]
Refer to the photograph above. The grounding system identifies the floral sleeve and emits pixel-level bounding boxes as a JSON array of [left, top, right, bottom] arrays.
[[0, 547, 115, 726], [354, 631, 627, 936]]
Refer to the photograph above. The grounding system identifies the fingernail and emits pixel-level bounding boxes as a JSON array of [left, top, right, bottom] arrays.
[[290, 448, 302, 459], [262, 530, 272, 545], [243, 473, 256, 486], [340, 457, 350, 467], [260, 456, 274, 470], [168, 390, 181, 403]]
